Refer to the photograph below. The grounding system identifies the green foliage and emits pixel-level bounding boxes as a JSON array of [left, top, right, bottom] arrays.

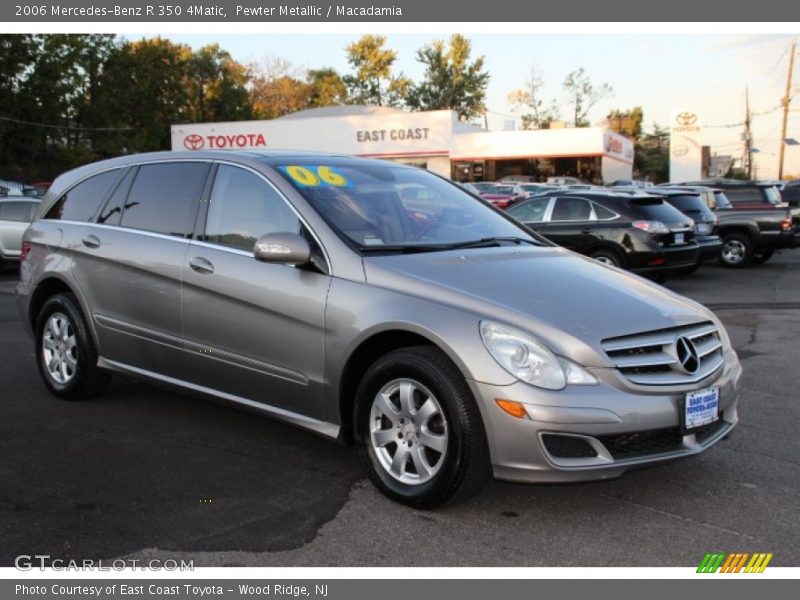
[[634, 123, 669, 183], [606, 106, 643, 139], [406, 34, 490, 122], [343, 35, 409, 107]]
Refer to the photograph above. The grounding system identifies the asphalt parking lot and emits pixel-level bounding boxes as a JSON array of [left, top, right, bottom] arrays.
[[1, 253, 798, 568]]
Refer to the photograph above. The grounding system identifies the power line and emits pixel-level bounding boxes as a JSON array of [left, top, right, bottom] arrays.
[[0, 114, 133, 132]]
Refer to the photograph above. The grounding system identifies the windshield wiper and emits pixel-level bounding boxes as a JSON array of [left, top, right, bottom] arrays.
[[442, 236, 546, 249], [359, 237, 545, 254]]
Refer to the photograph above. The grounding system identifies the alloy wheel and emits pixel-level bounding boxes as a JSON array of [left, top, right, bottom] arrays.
[[42, 312, 78, 384], [369, 378, 449, 485]]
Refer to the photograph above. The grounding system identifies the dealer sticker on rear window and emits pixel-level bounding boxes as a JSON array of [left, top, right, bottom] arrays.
[[279, 165, 350, 188]]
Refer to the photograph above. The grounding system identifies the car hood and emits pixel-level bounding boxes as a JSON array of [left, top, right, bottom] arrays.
[[363, 246, 715, 367]]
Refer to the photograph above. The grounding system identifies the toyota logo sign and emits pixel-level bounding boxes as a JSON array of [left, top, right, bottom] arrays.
[[183, 134, 205, 151], [676, 112, 698, 126], [672, 144, 689, 157]]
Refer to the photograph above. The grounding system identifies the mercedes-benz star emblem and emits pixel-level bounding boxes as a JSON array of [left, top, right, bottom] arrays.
[[675, 336, 700, 374]]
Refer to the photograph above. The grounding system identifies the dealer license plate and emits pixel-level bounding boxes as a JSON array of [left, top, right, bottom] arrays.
[[684, 387, 719, 431]]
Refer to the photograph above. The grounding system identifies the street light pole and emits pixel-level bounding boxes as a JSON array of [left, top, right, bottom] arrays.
[[778, 41, 796, 180]]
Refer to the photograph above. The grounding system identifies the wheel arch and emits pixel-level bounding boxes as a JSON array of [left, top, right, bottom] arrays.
[[336, 326, 470, 444]]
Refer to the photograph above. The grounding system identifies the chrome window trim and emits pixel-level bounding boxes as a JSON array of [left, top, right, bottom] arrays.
[[40, 158, 332, 273]]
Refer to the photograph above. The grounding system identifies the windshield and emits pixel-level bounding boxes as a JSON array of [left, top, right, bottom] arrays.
[[275, 163, 535, 251]]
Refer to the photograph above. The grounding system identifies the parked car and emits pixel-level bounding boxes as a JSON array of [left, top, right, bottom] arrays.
[[498, 175, 537, 183], [780, 179, 800, 207], [519, 183, 562, 197], [506, 189, 699, 281], [0, 196, 40, 267], [546, 176, 584, 185], [476, 183, 527, 210], [649, 188, 722, 273], [659, 185, 798, 267], [671, 179, 784, 209], [608, 179, 653, 188], [18, 151, 742, 508]]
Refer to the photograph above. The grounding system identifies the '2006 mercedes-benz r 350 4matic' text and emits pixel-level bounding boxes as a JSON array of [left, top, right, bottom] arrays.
[[17, 151, 742, 508]]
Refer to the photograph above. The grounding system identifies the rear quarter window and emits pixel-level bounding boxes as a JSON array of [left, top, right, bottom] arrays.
[[45, 170, 120, 222]]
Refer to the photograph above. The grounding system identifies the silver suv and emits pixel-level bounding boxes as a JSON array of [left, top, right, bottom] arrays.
[[17, 151, 742, 508]]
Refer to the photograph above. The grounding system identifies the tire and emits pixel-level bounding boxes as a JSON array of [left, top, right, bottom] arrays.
[[354, 346, 490, 509], [35, 292, 111, 400], [753, 248, 775, 264], [719, 234, 753, 268], [588, 248, 622, 267]]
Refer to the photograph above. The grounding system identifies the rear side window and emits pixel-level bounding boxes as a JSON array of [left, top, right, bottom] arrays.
[[120, 162, 209, 237], [725, 187, 767, 204], [44, 170, 119, 222], [507, 197, 549, 223], [0, 201, 37, 222], [97, 168, 136, 226], [665, 194, 715, 221], [203, 165, 300, 252], [551, 197, 592, 221]]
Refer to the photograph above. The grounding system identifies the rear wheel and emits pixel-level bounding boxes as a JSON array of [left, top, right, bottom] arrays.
[[719, 234, 753, 268], [589, 248, 622, 267], [355, 346, 490, 509], [35, 293, 110, 400]]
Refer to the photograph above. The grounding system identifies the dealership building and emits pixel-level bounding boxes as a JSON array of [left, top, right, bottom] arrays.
[[171, 106, 634, 183]]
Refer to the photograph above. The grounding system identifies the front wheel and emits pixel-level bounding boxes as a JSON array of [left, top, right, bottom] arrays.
[[35, 292, 111, 400], [719, 234, 753, 268], [355, 346, 490, 509]]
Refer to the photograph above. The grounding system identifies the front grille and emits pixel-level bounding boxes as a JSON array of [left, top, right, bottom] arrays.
[[596, 427, 683, 459], [542, 434, 598, 458], [602, 321, 725, 385]]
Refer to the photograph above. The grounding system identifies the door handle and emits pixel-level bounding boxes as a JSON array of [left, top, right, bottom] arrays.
[[82, 234, 101, 249], [189, 256, 214, 274]]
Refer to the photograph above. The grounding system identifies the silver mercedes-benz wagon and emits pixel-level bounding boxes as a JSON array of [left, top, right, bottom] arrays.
[[17, 151, 742, 507]]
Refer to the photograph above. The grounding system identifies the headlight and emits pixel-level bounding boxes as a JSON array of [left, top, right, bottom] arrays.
[[480, 321, 599, 389]]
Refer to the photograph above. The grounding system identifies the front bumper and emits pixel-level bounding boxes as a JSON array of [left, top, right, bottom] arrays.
[[469, 351, 742, 483]]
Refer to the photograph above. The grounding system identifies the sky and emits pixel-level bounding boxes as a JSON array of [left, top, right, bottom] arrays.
[[146, 32, 799, 178]]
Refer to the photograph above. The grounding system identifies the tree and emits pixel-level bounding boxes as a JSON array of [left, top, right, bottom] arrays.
[[562, 68, 612, 127], [634, 123, 669, 183], [343, 35, 409, 107], [186, 44, 252, 123], [406, 34, 490, 122], [507, 65, 561, 129], [249, 56, 310, 118], [606, 106, 643, 139], [307, 68, 348, 107]]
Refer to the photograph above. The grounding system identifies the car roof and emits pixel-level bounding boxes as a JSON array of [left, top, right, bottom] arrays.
[[535, 189, 662, 201]]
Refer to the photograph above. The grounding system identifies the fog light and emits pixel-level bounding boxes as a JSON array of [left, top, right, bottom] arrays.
[[495, 399, 528, 419]]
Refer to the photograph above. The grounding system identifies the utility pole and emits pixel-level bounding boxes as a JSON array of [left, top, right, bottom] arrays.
[[778, 41, 796, 180], [743, 87, 753, 179]]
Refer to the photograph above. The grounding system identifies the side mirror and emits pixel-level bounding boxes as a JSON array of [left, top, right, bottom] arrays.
[[254, 232, 311, 266]]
